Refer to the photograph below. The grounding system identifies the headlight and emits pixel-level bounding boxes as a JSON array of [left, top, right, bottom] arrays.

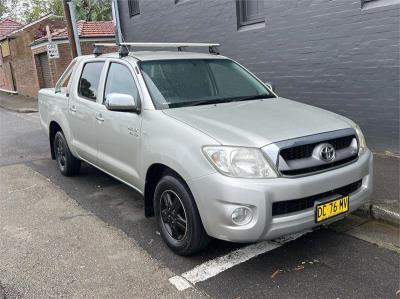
[[202, 146, 277, 178], [354, 124, 367, 155]]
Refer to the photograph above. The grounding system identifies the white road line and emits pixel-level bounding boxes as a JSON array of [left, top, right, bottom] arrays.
[[168, 276, 193, 291], [169, 230, 310, 291]]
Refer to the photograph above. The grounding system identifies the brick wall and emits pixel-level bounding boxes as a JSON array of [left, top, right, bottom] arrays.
[[118, 0, 400, 153], [80, 42, 117, 55], [0, 60, 14, 91], [0, 40, 16, 91], [0, 65, 7, 89]]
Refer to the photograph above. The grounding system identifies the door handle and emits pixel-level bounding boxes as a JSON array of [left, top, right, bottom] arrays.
[[96, 113, 104, 122], [70, 105, 77, 112]]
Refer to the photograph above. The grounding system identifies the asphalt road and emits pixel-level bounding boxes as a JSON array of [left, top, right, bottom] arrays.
[[0, 108, 49, 165], [1, 107, 399, 298]]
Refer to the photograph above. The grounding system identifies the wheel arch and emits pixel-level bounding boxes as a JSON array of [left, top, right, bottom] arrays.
[[144, 163, 193, 218], [49, 121, 63, 159]]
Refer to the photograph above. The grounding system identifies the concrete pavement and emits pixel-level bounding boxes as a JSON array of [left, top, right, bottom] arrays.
[[0, 163, 206, 298], [368, 153, 400, 226], [0, 91, 38, 113], [0, 282, 4, 299]]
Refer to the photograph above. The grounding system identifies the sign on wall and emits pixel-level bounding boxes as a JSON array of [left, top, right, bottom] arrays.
[[46, 43, 59, 59]]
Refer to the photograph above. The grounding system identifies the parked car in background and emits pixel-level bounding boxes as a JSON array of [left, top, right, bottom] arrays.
[[39, 43, 373, 255]]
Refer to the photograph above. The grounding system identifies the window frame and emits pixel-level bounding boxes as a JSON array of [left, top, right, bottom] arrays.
[[103, 61, 141, 105], [236, 0, 265, 28], [128, 0, 140, 17], [77, 61, 106, 102]]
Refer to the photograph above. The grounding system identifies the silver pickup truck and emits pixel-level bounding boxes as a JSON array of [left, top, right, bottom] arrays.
[[39, 44, 373, 255]]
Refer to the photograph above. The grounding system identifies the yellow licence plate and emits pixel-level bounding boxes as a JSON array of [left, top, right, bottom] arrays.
[[315, 195, 349, 223]]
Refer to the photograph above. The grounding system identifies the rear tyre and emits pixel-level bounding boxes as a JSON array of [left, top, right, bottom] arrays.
[[154, 174, 210, 255], [54, 131, 81, 176]]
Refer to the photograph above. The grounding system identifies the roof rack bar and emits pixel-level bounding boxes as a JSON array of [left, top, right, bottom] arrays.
[[94, 43, 117, 47], [93, 42, 221, 57], [93, 43, 128, 58], [119, 42, 220, 48], [121, 42, 220, 55]]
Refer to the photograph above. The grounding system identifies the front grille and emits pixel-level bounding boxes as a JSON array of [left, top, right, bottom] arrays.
[[280, 156, 357, 176], [271, 180, 362, 216], [280, 135, 355, 161]]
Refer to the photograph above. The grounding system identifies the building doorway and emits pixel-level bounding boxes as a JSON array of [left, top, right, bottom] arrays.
[[37, 53, 52, 88]]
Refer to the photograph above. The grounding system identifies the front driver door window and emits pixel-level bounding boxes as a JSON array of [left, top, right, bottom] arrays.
[[104, 63, 140, 101], [95, 62, 143, 188]]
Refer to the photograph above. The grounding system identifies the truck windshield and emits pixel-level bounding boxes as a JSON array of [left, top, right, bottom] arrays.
[[140, 59, 275, 109]]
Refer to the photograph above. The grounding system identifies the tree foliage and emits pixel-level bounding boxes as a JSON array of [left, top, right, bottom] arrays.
[[23, 0, 64, 22], [74, 0, 112, 21], [1, 0, 111, 23], [0, 0, 9, 19]]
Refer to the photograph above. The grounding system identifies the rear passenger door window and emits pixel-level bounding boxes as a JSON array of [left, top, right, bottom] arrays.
[[78, 62, 104, 101], [104, 62, 140, 102]]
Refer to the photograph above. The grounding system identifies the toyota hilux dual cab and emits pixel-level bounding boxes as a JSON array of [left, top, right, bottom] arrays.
[[39, 43, 373, 255]]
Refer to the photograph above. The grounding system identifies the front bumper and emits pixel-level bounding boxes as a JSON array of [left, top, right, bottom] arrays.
[[189, 149, 373, 242]]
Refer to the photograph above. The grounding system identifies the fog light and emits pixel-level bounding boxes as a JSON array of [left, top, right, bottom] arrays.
[[231, 207, 253, 225]]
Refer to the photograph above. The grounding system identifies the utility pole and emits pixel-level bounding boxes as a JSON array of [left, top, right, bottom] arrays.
[[68, 0, 82, 56], [62, 0, 78, 58], [111, 0, 123, 45]]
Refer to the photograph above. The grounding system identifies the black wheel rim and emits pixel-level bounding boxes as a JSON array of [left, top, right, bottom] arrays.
[[160, 190, 187, 241], [56, 138, 66, 171]]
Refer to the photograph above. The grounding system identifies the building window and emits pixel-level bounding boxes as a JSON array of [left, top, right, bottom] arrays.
[[236, 0, 265, 28], [128, 0, 140, 17]]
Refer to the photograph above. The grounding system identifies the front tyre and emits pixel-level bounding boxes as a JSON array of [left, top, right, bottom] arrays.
[[154, 174, 210, 255], [54, 131, 81, 176]]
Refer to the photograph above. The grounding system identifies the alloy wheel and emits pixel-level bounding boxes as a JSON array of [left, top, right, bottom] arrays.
[[159, 190, 188, 241], [56, 138, 66, 171]]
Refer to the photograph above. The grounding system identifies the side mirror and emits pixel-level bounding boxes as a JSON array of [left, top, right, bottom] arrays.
[[105, 93, 138, 112], [264, 82, 276, 93]]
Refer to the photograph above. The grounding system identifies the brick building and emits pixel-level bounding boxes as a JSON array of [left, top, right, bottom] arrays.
[[30, 21, 115, 93], [0, 15, 115, 98], [0, 18, 22, 92], [0, 15, 65, 97], [117, 0, 400, 152]]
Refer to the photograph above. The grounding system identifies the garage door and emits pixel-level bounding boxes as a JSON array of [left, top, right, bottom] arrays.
[[38, 53, 52, 88]]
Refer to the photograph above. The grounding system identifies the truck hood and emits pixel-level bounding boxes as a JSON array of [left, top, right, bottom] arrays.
[[163, 97, 353, 148]]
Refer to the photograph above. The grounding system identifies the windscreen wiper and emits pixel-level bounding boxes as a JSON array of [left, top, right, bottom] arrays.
[[171, 98, 233, 108], [190, 94, 275, 106], [169, 94, 275, 108], [231, 94, 276, 102]]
